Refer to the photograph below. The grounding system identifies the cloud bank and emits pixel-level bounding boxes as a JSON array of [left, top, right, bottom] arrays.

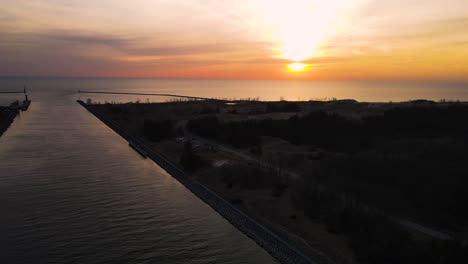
[[1, 0, 468, 79]]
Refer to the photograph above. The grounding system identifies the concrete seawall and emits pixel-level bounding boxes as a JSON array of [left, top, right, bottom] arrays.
[[0, 108, 18, 137], [77, 100, 318, 264]]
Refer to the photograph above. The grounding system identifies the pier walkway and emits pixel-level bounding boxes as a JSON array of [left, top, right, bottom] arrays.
[[78, 90, 230, 102]]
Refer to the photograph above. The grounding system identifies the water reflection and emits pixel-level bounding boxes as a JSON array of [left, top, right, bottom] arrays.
[[0, 85, 277, 264]]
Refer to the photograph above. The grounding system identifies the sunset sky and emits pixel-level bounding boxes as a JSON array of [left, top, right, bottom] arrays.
[[1, 0, 468, 80]]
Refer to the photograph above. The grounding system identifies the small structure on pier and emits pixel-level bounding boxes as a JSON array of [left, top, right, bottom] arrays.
[[20, 85, 31, 111]]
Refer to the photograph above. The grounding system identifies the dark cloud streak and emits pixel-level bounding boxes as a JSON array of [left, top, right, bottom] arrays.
[[34, 30, 271, 57], [0, 29, 274, 76]]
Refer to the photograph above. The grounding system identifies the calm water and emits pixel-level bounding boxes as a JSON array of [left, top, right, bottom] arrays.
[[1, 78, 468, 104], [0, 80, 278, 264], [1, 78, 468, 263]]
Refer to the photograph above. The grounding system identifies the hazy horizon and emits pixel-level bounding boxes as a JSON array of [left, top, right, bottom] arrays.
[[3, 75, 468, 82], [2, 0, 468, 80]]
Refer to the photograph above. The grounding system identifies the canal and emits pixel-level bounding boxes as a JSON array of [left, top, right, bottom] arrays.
[[0, 82, 276, 264]]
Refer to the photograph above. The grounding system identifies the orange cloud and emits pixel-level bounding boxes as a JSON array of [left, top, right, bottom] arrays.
[[1, 0, 468, 80]]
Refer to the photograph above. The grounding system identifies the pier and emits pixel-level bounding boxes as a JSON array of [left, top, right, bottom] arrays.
[[78, 90, 230, 102], [0, 105, 18, 137], [0, 86, 31, 137]]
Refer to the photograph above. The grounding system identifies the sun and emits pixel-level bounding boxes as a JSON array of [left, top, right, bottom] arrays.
[[287, 62, 308, 72]]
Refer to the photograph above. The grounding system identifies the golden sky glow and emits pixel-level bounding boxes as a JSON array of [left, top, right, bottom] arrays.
[[288, 63, 308, 72], [1, 0, 468, 80]]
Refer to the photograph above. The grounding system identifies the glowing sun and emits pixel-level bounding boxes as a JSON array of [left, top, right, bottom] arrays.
[[287, 62, 308, 72]]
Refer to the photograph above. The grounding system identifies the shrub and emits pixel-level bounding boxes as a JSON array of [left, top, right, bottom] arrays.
[[142, 119, 175, 141], [265, 102, 300, 112], [179, 142, 207, 172]]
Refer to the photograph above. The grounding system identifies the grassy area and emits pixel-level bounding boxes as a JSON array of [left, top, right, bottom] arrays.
[[187, 105, 468, 229]]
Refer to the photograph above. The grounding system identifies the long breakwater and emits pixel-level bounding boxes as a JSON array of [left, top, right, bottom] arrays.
[[77, 100, 317, 264], [0, 108, 17, 137]]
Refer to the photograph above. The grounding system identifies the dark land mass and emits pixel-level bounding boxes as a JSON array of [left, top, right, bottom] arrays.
[[87, 98, 468, 264], [0, 101, 20, 137]]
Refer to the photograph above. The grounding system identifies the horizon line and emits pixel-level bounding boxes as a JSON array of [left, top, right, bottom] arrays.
[[1, 75, 468, 83]]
